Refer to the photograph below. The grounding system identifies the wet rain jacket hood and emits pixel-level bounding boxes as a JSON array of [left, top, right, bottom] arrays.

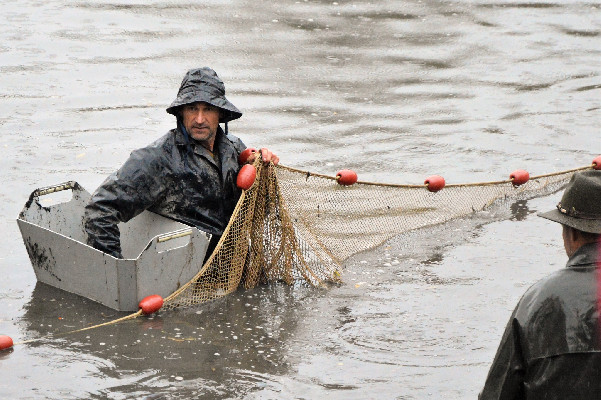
[[166, 67, 242, 123]]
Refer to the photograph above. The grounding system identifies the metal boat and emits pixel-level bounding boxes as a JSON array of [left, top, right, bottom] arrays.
[[17, 181, 211, 312]]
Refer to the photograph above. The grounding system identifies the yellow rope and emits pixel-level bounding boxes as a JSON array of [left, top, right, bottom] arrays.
[[13, 310, 143, 346], [278, 164, 593, 188]]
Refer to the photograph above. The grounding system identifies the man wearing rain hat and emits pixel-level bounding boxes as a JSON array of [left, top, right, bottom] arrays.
[[84, 67, 278, 259], [480, 170, 601, 399]]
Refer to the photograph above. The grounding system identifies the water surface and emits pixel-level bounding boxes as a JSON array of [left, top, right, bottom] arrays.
[[0, 1, 599, 398]]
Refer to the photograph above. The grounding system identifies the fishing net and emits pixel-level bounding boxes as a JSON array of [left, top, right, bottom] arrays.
[[163, 160, 591, 310]]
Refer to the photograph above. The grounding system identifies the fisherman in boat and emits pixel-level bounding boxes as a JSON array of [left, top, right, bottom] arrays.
[[479, 169, 601, 399], [84, 67, 278, 259]]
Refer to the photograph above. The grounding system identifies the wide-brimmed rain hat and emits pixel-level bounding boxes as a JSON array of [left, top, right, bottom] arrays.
[[538, 169, 601, 234], [166, 67, 242, 123]]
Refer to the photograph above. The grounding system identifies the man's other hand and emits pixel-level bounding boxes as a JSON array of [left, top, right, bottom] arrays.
[[246, 148, 279, 166]]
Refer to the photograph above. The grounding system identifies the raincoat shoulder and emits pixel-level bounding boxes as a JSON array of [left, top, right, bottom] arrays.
[[222, 131, 246, 154], [83, 131, 180, 258], [84, 128, 246, 259], [480, 243, 601, 400]]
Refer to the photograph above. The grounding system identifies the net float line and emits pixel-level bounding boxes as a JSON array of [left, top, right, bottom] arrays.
[[10, 294, 168, 348], [274, 158, 599, 267], [10, 310, 144, 348], [4, 157, 599, 350], [279, 164, 594, 188]]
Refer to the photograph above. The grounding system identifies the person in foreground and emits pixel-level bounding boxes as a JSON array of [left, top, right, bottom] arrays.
[[479, 169, 601, 399], [84, 67, 278, 259]]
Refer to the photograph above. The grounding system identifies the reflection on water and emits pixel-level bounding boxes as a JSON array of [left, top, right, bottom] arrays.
[[510, 199, 533, 221], [0, 0, 599, 398], [20, 282, 312, 399]]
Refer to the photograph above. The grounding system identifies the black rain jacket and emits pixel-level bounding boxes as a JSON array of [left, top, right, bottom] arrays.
[[84, 127, 245, 258], [479, 242, 601, 399]]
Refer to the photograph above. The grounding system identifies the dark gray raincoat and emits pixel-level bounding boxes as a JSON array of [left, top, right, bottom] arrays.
[[85, 67, 246, 259], [479, 242, 601, 399], [84, 128, 245, 259]]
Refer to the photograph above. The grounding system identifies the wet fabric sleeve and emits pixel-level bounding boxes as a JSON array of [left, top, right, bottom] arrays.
[[479, 312, 526, 400], [84, 147, 166, 258]]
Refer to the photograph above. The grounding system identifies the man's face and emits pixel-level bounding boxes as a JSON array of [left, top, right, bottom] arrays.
[[181, 102, 221, 150]]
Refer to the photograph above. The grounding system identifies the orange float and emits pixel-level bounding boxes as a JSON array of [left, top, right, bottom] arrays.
[[237, 164, 257, 190], [592, 155, 601, 170], [424, 175, 445, 192], [0, 335, 14, 350], [139, 295, 164, 315], [336, 169, 358, 186], [510, 169, 530, 186], [238, 147, 257, 165]]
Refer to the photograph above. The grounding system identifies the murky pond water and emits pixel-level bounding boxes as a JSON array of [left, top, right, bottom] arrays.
[[0, 0, 599, 398]]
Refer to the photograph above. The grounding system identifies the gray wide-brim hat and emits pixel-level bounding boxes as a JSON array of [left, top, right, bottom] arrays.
[[538, 169, 601, 234], [166, 67, 242, 123]]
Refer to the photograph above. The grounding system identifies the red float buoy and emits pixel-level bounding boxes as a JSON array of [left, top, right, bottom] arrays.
[[336, 169, 358, 186], [510, 169, 530, 186], [238, 147, 257, 165], [0, 335, 13, 350], [424, 175, 445, 192], [592, 155, 601, 170], [237, 164, 257, 190], [139, 295, 164, 315]]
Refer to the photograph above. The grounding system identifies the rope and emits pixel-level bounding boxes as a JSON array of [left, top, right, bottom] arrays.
[[14, 310, 143, 346], [278, 164, 593, 188]]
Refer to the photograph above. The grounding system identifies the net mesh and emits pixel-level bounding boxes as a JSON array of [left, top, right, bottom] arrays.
[[163, 161, 590, 310]]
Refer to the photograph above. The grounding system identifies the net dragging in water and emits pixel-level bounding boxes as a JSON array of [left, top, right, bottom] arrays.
[[10, 160, 597, 348], [163, 160, 593, 310]]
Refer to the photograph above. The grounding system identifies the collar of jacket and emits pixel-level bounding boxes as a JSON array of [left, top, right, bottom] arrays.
[[566, 242, 600, 269], [174, 126, 235, 168]]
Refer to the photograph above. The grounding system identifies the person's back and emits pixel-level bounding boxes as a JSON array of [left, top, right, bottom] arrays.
[[480, 170, 601, 399]]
